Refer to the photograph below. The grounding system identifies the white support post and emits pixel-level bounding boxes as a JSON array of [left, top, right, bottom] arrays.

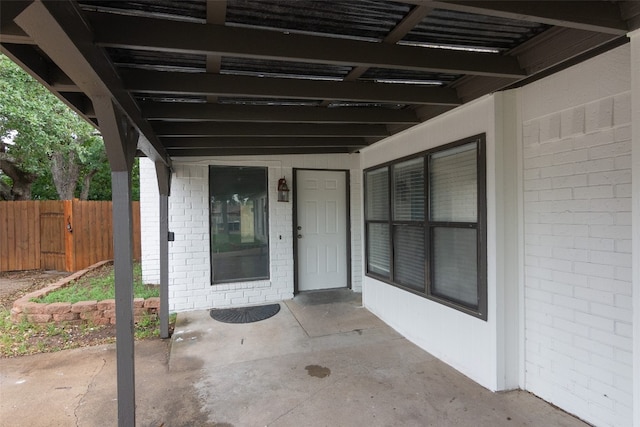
[[494, 90, 521, 391], [630, 28, 640, 427]]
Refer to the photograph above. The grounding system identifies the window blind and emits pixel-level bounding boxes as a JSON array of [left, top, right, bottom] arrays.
[[430, 142, 477, 223], [367, 223, 390, 277], [366, 167, 389, 220], [393, 225, 425, 291], [363, 135, 486, 319], [432, 227, 478, 306], [393, 157, 424, 221]]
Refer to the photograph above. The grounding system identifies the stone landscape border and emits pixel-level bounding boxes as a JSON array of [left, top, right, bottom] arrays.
[[10, 260, 160, 326]]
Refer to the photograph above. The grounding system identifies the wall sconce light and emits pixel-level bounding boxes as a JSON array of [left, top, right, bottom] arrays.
[[277, 177, 290, 202]]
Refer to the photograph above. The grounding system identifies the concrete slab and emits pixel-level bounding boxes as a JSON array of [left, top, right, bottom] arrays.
[[285, 290, 387, 337], [173, 295, 589, 427], [0, 340, 210, 427], [1, 294, 589, 426]]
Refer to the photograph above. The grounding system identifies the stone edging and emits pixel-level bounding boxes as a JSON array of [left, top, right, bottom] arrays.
[[10, 260, 160, 326]]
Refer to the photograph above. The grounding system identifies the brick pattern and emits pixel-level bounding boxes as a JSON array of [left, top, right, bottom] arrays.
[[140, 158, 161, 284], [12, 298, 159, 326], [140, 156, 363, 311], [10, 261, 159, 326], [523, 92, 632, 426]]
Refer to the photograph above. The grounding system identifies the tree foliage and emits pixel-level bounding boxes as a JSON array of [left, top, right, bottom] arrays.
[[0, 54, 125, 200]]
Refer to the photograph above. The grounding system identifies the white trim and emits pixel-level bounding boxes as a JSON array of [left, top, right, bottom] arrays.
[[629, 28, 640, 427], [516, 87, 526, 390]]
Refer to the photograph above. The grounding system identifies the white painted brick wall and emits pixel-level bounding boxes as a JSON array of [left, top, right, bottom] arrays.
[[523, 86, 632, 426], [140, 155, 362, 311], [140, 158, 160, 284], [350, 169, 363, 292]]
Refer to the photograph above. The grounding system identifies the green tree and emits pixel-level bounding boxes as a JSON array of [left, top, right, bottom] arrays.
[[0, 54, 109, 200]]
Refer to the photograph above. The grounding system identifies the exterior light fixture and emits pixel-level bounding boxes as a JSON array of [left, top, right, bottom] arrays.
[[277, 177, 290, 202]]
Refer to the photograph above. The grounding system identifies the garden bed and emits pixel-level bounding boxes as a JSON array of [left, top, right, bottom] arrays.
[[10, 260, 160, 326]]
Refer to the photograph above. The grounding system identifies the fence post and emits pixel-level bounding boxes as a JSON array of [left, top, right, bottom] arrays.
[[63, 200, 75, 272]]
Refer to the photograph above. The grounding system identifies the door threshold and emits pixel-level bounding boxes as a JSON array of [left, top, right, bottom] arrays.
[[293, 288, 359, 306]]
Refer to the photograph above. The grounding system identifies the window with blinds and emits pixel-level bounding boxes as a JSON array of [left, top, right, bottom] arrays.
[[365, 167, 390, 278], [393, 157, 424, 221], [366, 167, 389, 221], [363, 135, 487, 320]]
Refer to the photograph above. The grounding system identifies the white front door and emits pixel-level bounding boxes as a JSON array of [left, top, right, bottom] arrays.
[[296, 170, 348, 291]]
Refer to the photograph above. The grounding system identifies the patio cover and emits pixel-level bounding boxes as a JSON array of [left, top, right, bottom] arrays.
[[2, 1, 640, 425]]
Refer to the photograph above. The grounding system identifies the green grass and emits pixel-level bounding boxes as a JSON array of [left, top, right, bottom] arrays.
[[1, 263, 175, 357], [0, 307, 177, 357], [33, 263, 159, 304]]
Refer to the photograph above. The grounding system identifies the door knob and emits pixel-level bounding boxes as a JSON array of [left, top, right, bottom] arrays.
[[297, 234, 303, 239]]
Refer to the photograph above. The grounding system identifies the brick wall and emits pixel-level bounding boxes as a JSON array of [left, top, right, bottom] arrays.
[[10, 260, 160, 326], [12, 297, 159, 326], [140, 155, 362, 312], [522, 87, 632, 425], [140, 159, 160, 284]]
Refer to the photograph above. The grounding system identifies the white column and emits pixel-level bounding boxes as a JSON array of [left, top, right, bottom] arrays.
[[630, 28, 640, 427], [494, 90, 521, 390]]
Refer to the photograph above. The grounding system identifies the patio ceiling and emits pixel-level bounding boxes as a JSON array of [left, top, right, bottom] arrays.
[[2, 0, 640, 164]]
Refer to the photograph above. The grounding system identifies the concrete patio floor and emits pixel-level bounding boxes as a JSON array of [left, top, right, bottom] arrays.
[[170, 290, 587, 427], [1, 290, 589, 426]]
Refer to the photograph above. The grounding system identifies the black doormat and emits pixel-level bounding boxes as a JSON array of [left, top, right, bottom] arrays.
[[210, 303, 280, 324]]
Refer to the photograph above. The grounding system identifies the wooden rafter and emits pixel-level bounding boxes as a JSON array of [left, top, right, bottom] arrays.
[[122, 69, 461, 106], [90, 12, 525, 79]]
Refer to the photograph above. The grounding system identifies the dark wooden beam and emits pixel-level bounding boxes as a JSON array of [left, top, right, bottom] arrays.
[[413, 105, 457, 121], [89, 11, 525, 78], [123, 69, 461, 106], [620, 1, 640, 31], [152, 122, 390, 138], [510, 27, 623, 76], [0, 1, 32, 44], [451, 28, 624, 103], [154, 162, 171, 339], [320, 4, 434, 106], [141, 102, 420, 124], [50, 69, 81, 92], [59, 92, 95, 118], [160, 136, 368, 149], [400, 1, 628, 35], [205, 0, 226, 103], [94, 97, 137, 172], [167, 147, 356, 156]]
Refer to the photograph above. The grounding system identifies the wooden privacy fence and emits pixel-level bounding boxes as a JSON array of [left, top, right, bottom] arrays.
[[0, 200, 141, 272]]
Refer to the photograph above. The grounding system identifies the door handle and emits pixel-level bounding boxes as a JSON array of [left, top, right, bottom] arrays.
[[297, 234, 303, 239]]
